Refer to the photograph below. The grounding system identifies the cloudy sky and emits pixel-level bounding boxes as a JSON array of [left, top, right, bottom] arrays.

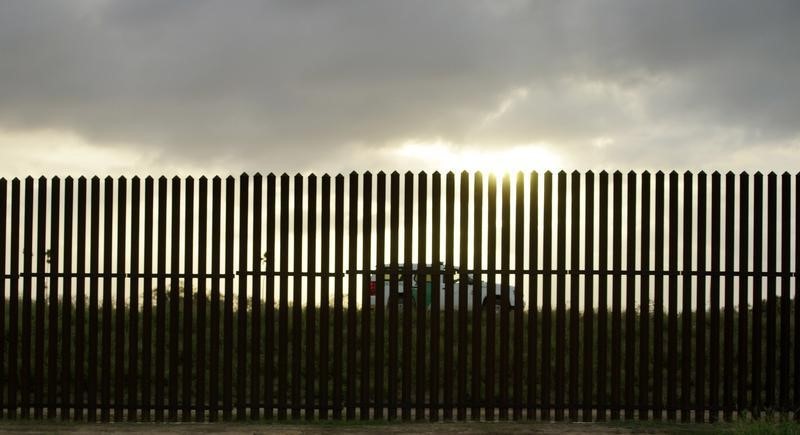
[[1, 0, 799, 177]]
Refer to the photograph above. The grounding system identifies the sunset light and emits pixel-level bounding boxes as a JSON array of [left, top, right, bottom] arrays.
[[393, 140, 563, 175]]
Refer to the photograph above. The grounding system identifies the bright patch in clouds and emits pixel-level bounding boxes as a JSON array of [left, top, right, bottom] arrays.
[[0, 128, 220, 177], [392, 140, 563, 175]]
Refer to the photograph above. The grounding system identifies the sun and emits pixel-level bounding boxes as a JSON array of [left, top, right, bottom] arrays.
[[393, 140, 563, 175]]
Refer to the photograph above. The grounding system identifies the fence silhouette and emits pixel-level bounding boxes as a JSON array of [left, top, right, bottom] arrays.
[[0, 171, 797, 422]]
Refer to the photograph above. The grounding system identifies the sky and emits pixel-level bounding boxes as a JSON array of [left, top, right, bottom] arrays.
[[1, 0, 799, 178]]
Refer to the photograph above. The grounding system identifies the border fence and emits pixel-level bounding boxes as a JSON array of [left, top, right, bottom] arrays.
[[0, 170, 797, 422]]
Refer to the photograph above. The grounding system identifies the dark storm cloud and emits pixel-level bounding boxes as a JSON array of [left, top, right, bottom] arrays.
[[0, 0, 798, 172]]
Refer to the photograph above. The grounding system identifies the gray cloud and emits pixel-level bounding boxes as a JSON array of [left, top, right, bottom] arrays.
[[0, 0, 798, 174]]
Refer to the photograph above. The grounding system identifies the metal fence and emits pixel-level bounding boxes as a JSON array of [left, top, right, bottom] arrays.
[[0, 170, 797, 422]]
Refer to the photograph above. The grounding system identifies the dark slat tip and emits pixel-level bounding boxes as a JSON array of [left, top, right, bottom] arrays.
[[322, 173, 331, 180], [391, 170, 400, 176], [571, 170, 580, 176], [240, 172, 249, 177], [144, 175, 153, 181], [725, 171, 735, 177], [377, 170, 386, 176], [558, 170, 567, 176], [768, 171, 777, 176], [613, 170, 623, 176], [52, 175, 61, 181], [158, 175, 168, 181], [669, 170, 679, 176], [697, 171, 706, 176], [66, 175, 74, 181], [226, 175, 235, 181], [38, 175, 48, 181], [627, 170, 637, 176], [350, 170, 359, 176], [335, 174, 344, 180], [267, 173, 276, 180], [432, 170, 441, 176], [781, 171, 791, 177], [712, 171, 721, 176], [419, 170, 427, 176], [738, 171, 747, 177], [212, 175, 221, 181], [600, 170, 608, 176], [198, 175, 207, 181], [308, 173, 317, 180]]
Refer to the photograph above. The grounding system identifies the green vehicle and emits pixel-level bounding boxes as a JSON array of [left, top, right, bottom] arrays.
[[367, 263, 516, 310]]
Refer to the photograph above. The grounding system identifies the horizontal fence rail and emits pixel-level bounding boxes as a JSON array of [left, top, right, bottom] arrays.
[[0, 171, 797, 422]]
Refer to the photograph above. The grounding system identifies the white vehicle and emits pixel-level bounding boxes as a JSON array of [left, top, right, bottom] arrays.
[[367, 263, 516, 310]]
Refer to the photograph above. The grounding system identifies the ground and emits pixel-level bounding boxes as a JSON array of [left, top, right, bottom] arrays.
[[0, 420, 798, 435]]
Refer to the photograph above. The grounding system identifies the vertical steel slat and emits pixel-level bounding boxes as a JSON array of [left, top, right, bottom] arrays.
[[223, 176, 235, 420], [583, 171, 595, 422], [319, 174, 330, 419], [278, 174, 289, 420], [209, 177, 221, 421], [626, 172, 637, 420], [237, 174, 249, 420], [401, 172, 413, 421], [513, 172, 524, 421], [723, 172, 735, 421], [34, 176, 46, 420], [666, 171, 678, 421], [87, 176, 99, 421], [47, 177, 60, 419], [374, 172, 386, 420], [306, 174, 317, 420], [293, 174, 303, 420], [346, 173, 357, 420], [471, 172, 483, 420], [430, 172, 441, 421], [196, 177, 207, 421], [681, 172, 692, 422], [387, 172, 399, 420], [709, 172, 721, 422], [333, 174, 344, 419], [695, 172, 707, 422], [528, 172, 539, 420], [415, 172, 427, 420], [114, 177, 126, 421], [183, 177, 194, 421], [639, 172, 651, 421], [264, 174, 276, 419], [486, 174, 497, 421], [597, 171, 609, 421]]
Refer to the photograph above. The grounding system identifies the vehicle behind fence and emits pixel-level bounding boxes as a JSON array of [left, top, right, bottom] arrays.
[[0, 170, 797, 422]]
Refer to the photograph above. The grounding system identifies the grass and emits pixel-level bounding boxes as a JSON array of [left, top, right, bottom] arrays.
[[0, 289, 796, 417]]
